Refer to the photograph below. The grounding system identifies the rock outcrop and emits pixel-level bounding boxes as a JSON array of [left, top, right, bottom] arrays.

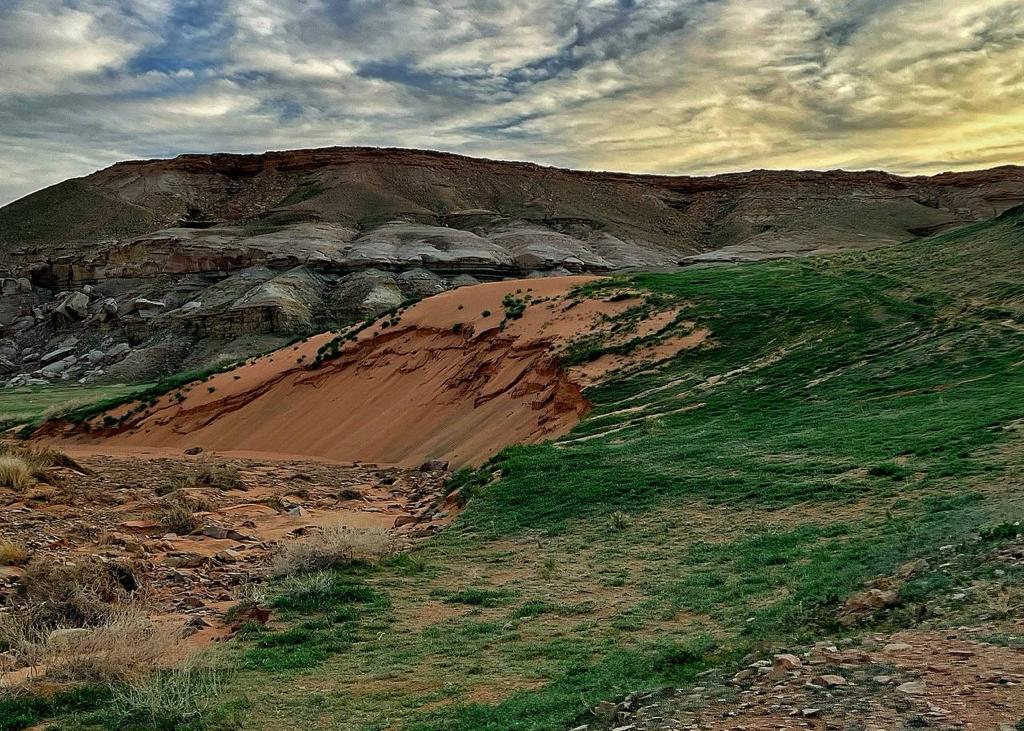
[[2, 147, 1023, 383]]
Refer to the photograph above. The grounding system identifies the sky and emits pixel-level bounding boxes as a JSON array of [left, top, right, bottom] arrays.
[[1, 0, 1023, 206]]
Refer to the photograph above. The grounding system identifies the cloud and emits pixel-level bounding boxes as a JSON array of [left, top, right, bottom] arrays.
[[0, 0, 1022, 206]]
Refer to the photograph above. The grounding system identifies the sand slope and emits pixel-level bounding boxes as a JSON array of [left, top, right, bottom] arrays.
[[56, 277, 706, 467]]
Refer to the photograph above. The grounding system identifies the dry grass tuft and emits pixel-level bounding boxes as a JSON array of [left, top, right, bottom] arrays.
[[16, 557, 141, 631], [271, 525, 395, 576], [0, 456, 34, 490], [158, 499, 202, 535], [0, 540, 29, 566], [0, 606, 186, 687], [164, 460, 244, 493], [108, 664, 220, 728], [0, 442, 90, 490]]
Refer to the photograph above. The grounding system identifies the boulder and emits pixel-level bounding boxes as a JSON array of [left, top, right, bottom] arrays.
[[105, 342, 131, 361], [47, 627, 92, 648], [449, 274, 481, 288], [40, 357, 74, 377], [53, 291, 90, 321], [0, 338, 17, 359], [396, 268, 449, 298], [133, 298, 166, 319], [40, 346, 75, 365], [229, 267, 324, 333], [97, 298, 120, 321], [85, 349, 106, 365], [330, 269, 404, 318]]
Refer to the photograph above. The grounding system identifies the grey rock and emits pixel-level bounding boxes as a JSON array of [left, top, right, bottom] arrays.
[[331, 269, 404, 318], [98, 298, 120, 321], [47, 627, 92, 648], [449, 274, 481, 288], [54, 291, 90, 321], [134, 298, 167, 318], [105, 342, 131, 361], [86, 349, 106, 365], [396, 268, 449, 298], [40, 346, 75, 365], [230, 267, 324, 333]]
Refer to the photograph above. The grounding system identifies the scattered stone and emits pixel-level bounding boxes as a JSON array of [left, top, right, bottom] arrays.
[[47, 627, 92, 648], [896, 680, 927, 695], [811, 674, 847, 688], [884, 642, 913, 652]]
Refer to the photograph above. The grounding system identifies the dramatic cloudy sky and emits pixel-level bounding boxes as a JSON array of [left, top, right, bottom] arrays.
[[2, 0, 1023, 205]]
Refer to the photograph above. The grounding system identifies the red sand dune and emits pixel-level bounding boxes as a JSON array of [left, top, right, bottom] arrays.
[[53, 277, 707, 467]]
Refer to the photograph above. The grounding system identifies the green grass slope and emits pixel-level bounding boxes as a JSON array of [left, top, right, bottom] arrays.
[[0, 180, 160, 248], [36, 208, 1024, 730]]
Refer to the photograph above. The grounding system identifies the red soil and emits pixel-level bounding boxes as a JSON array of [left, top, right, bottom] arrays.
[[52, 277, 705, 467]]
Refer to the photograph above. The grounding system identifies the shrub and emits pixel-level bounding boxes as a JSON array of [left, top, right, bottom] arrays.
[[610, 510, 631, 530], [158, 500, 201, 535], [165, 461, 243, 492], [980, 521, 1022, 541], [107, 665, 219, 730], [271, 526, 394, 576], [271, 571, 382, 614], [437, 588, 512, 607], [1, 606, 181, 688], [191, 462, 243, 491], [0, 442, 87, 480], [13, 557, 139, 632], [0, 456, 33, 490], [501, 294, 527, 320], [0, 540, 29, 566]]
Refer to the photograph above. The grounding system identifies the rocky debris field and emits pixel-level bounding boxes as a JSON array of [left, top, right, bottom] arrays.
[[579, 626, 1024, 731], [576, 542, 1024, 731], [0, 263, 498, 386], [0, 449, 452, 660]]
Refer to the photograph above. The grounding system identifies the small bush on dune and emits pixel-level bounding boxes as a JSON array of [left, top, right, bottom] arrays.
[[271, 526, 395, 576]]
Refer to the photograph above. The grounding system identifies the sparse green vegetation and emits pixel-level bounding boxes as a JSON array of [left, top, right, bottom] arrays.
[[0, 383, 150, 431]]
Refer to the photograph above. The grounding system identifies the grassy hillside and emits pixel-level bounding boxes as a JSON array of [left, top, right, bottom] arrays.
[[0, 180, 160, 248], [32, 209, 1024, 729]]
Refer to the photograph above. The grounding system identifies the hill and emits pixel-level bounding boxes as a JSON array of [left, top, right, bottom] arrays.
[[5, 204, 1021, 729], [1, 148, 1023, 387]]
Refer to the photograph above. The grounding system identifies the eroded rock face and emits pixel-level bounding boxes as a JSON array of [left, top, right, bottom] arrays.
[[2, 147, 1023, 384]]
